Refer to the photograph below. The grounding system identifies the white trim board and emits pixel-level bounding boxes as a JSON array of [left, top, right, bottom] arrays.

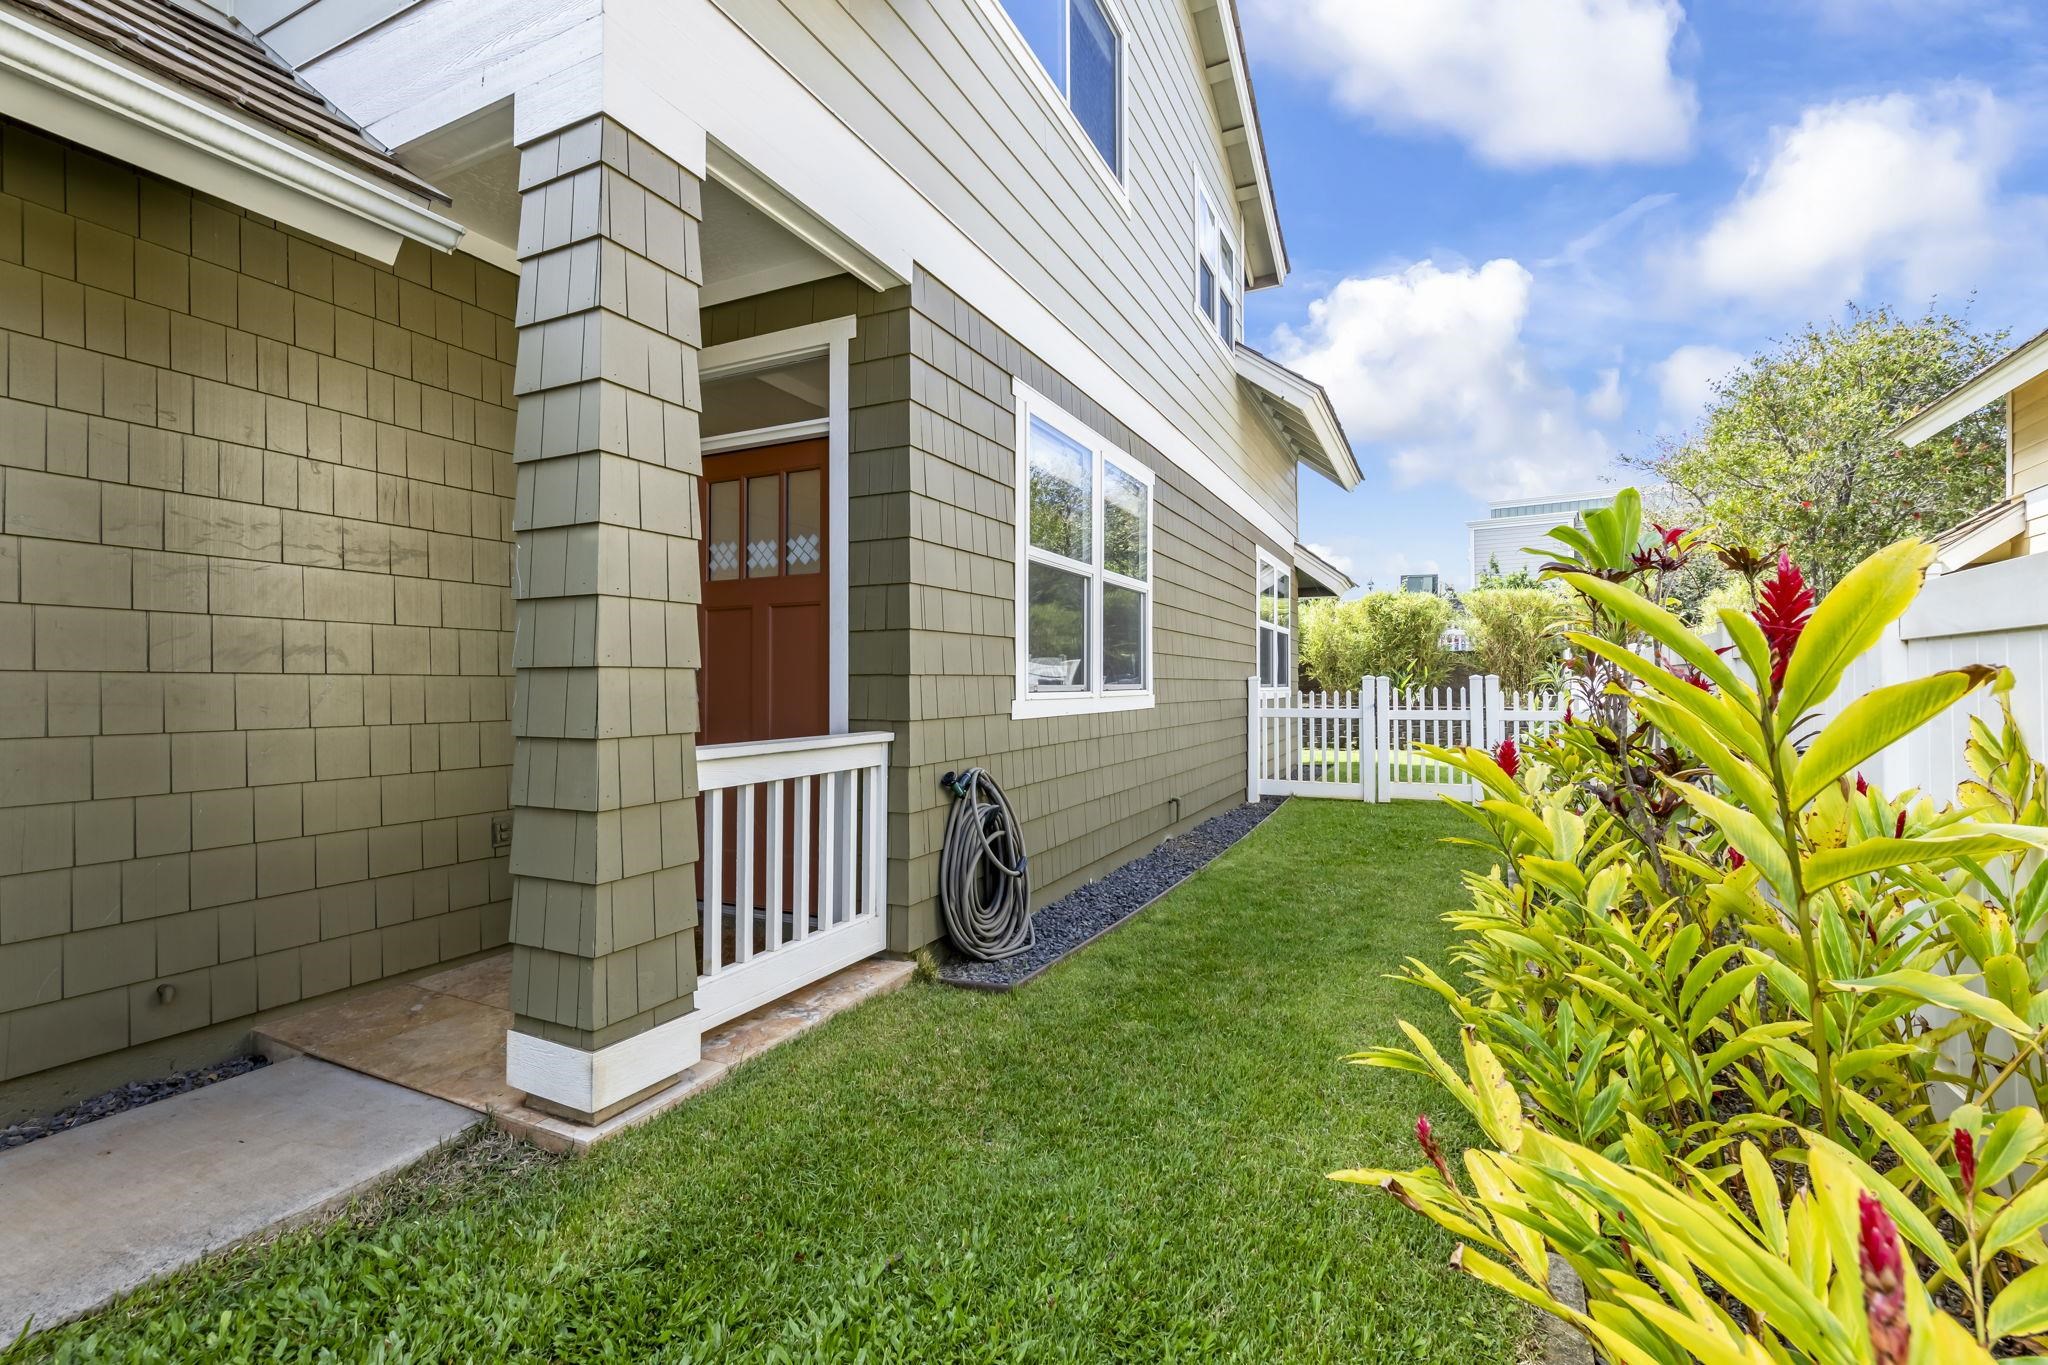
[[0, 6, 462, 263], [506, 1009, 703, 1118], [300, 0, 1300, 550]]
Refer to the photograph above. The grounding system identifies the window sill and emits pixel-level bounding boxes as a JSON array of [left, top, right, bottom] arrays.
[[1011, 691, 1156, 720]]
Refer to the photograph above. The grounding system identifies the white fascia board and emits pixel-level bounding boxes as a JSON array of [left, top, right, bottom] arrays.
[[1891, 328, 2048, 448], [1233, 345, 1360, 489], [0, 7, 461, 264], [1930, 499, 2027, 577], [1291, 541, 1354, 596], [1205, 0, 1285, 287]]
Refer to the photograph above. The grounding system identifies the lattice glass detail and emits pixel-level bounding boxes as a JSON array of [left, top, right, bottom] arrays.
[[746, 474, 780, 577], [786, 468, 821, 576], [707, 481, 740, 581]]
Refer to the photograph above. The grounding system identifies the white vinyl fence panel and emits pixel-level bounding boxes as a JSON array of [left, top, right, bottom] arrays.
[[1249, 676, 1568, 802]]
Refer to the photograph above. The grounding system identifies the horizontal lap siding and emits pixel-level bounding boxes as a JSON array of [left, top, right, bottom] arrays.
[[717, 0, 1299, 534], [2013, 374, 2048, 549], [0, 122, 518, 1096]]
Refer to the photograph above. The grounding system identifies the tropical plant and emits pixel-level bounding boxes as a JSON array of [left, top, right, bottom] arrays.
[[1332, 486, 2048, 1360], [1632, 304, 2008, 594], [1298, 591, 1454, 692], [1461, 587, 1568, 693]]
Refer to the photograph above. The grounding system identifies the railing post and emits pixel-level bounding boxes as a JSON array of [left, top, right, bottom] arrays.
[[1357, 678, 1371, 802], [1369, 676, 1389, 803], [1246, 675, 1261, 801]]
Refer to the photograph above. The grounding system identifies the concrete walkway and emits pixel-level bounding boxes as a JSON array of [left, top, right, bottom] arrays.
[[0, 1056, 476, 1348]]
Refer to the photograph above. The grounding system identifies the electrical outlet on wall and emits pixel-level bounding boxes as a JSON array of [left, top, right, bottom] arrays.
[[491, 814, 513, 853]]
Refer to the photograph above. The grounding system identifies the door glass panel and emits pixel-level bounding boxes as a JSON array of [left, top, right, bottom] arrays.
[[1028, 416, 1092, 563], [1103, 462, 1147, 579], [746, 474, 780, 577], [1102, 582, 1144, 689], [702, 355, 829, 441], [708, 480, 740, 581], [1026, 560, 1088, 692], [786, 468, 821, 576]]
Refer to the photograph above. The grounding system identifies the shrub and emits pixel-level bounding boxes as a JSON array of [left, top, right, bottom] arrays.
[[1298, 592, 1454, 692], [1460, 588, 1567, 693], [1332, 488, 2048, 1360]]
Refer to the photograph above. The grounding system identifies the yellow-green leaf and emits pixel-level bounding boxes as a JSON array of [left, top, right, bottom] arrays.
[[1790, 669, 1998, 807], [1989, 1261, 2048, 1341], [1776, 539, 1935, 729], [1834, 970, 2032, 1040], [1804, 833, 2039, 894], [1561, 573, 1748, 698]]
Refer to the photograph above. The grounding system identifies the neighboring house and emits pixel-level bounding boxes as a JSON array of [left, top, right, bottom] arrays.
[[1399, 573, 1441, 594], [1467, 491, 1610, 585], [1889, 326, 2048, 575], [0, 0, 1357, 1127]]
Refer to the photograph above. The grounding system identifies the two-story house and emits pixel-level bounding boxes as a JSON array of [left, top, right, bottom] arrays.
[[0, 0, 1357, 1133]]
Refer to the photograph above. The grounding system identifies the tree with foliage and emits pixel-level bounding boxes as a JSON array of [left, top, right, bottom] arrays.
[[1475, 556, 1545, 590], [1297, 592, 1453, 692], [1460, 588, 1567, 692], [1632, 304, 2007, 592]]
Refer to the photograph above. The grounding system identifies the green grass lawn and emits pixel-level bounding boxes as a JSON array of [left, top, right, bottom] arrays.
[[15, 801, 1523, 1364]]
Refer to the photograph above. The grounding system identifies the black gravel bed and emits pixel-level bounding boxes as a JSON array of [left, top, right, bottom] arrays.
[[1, 1054, 270, 1150], [939, 798, 1283, 991]]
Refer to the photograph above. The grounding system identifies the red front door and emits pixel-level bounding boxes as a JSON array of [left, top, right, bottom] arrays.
[[700, 439, 829, 744]]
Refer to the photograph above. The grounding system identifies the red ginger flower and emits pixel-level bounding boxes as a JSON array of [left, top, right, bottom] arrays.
[[1494, 737, 1519, 779], [1753, 552, 1815, 697], [1416, 1114, 1452, 1185], [1895, 810, 1909, 839], [1858, 1191, 1910, 1365], [1956, 1127, 1977, 1192], [1856, 773, 1869, 795], [1726, 848, 1745, 871]]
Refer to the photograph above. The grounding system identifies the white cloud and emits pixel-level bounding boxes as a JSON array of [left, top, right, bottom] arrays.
[[1244, 0, 1695, 167], [1654, 344, 1743, 422], [1586, 367, 1628, 421], [1270, 259, 1610, 501], [1691, 90, 2010, 303]]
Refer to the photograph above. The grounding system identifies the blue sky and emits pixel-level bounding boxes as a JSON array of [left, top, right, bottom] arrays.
[[1234, 0, 2048, 592]]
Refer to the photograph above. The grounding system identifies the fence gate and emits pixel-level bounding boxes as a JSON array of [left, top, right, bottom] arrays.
[[1247, 676, 1567, 802]]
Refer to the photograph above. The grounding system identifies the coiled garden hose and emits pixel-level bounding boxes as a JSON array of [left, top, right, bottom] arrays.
[[937, 768, 1034, 961]]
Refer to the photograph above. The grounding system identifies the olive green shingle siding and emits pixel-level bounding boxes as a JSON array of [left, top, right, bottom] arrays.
[[706, 269, 1265, 954], [0, 120, 517, 1094]]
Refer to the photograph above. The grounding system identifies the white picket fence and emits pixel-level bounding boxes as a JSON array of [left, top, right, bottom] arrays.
[[1248, 675, 1568, 802]]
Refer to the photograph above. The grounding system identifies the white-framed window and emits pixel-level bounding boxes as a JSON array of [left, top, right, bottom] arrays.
[[989, 0, 1126, 182], [1256, 548, 1292, 694], [1013, 379, 1155, 719], [1195, 185, 1241, 349]]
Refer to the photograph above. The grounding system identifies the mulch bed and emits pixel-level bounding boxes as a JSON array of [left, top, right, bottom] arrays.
[[1, 1055, 270, 1150], [938, 798, 1284, 991]]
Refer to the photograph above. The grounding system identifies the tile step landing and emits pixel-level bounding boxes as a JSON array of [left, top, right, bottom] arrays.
[[254, 950, 915, 1155]]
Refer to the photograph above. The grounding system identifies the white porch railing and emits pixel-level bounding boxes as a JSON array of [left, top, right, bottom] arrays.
[[1249, 676, 1567, 802], [694, 731, 890, 1031]]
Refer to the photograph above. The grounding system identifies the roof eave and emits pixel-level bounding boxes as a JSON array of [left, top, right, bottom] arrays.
[[1194, 0, 1285, 288], [1234, 344, 1361, 489], [1292, 542, 1355, 597], [1889, 324, 2048, 448], [0, 6, 462, 263]]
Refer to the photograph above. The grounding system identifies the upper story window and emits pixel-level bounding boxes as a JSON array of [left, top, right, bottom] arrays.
[[1013, 380, 1155, 718], [998, 0, 1124, 177], [1196, 187, 1240, 348]]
